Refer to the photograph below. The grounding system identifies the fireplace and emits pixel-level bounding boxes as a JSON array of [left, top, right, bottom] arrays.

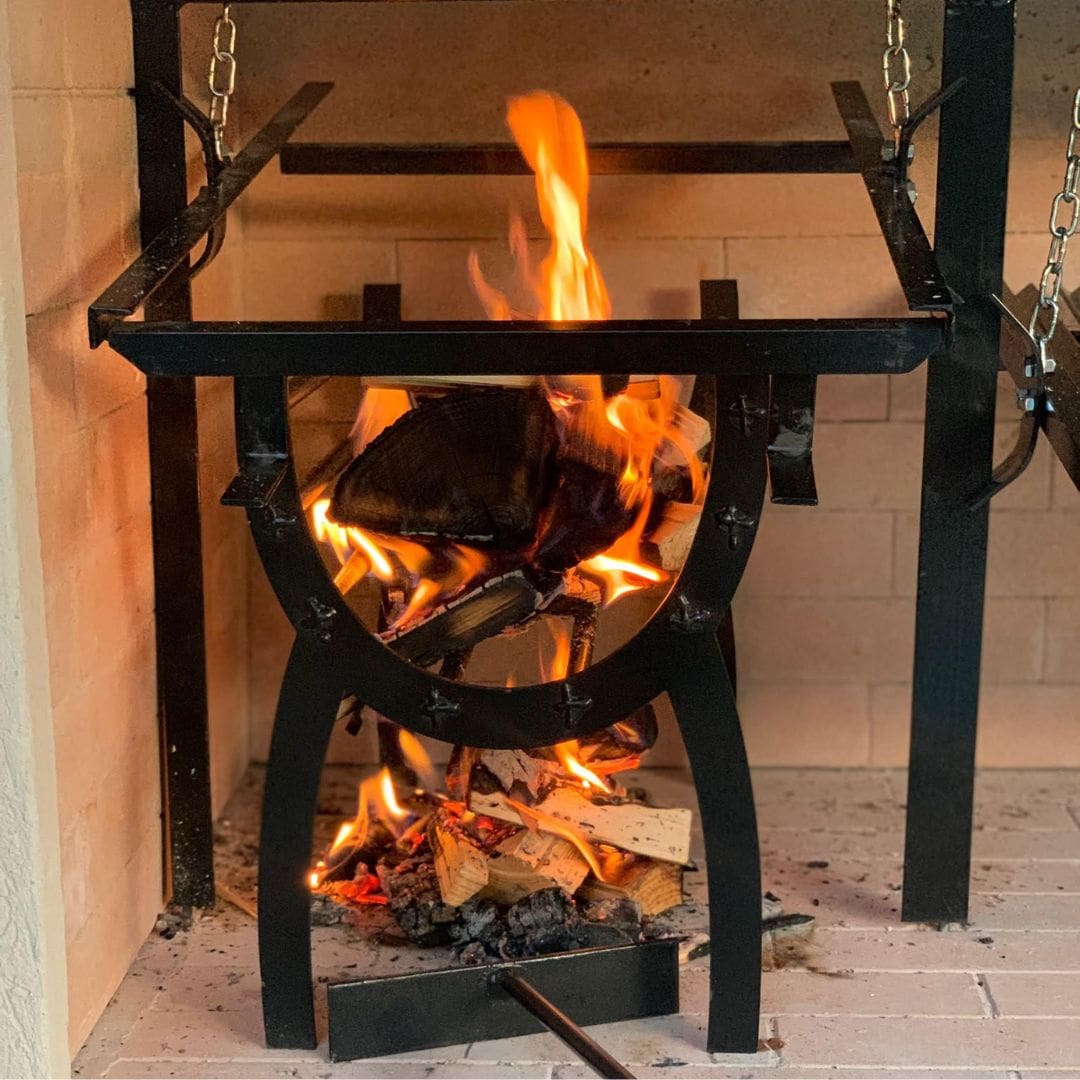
[[77, 0, 1080, 1073]]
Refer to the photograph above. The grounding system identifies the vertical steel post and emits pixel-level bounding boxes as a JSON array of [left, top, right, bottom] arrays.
[[902, 0, 1015, 924], [131, 0, 215, 907]]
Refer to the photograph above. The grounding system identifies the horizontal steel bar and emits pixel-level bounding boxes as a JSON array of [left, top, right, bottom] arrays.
[[105, 316, 945, 378], [88, 81, 333, 347], [831, 81, 952, 314], [326, 941, 679, 1062], [1001, 287, 1080, 491], [280, 140, 857, 176]]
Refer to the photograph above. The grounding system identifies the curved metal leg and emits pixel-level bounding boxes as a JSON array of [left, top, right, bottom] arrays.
[[717, 607, 737, 699], [259, 635, 350, 1048], [668, 633, 760, 1054]]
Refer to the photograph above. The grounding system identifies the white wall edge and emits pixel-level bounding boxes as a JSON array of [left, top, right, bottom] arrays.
[[0, 1, 72, 1076]]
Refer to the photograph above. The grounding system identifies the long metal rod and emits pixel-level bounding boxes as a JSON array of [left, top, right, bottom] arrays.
[[280, 140, 857, 176], [104, 316, 943, 377], [495, 972, 634, 1080], [89, 81, 333, 347], [902, 0, 1015, 925], [130, 0, 215, 908], [830, 81, 952, 313]]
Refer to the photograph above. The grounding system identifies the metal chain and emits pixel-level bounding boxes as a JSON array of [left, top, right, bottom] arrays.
[[1027, 87, 1080, 376], [882, 0, 912, 136], [208, 3, 237, 163]]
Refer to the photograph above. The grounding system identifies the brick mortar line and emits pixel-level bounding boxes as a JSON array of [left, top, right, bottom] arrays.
[[12, 87, 130, 98], [778, 967, 1080, 975], [240, 230, 1059, 243]]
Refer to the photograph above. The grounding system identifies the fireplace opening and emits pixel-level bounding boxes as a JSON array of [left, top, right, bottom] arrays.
[[75, 0, 1049, 1072]]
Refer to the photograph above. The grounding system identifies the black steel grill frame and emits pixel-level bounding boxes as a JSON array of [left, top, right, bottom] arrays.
[[100, 0, 1066, 1065]]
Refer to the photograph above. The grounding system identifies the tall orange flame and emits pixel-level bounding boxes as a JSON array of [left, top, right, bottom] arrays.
[[309, 91, 706, 646], [542, 625, 612, 794], [312, 765, 412, 888], [352, 387, 411, 455], [470, 92, 609, 323]]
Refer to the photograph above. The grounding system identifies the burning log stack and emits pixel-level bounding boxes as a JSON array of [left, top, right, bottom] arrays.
[[310, 721, 695, 960]]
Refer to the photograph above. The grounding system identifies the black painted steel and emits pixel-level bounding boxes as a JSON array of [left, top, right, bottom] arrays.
[[88, 81, 333, 347], [902, 0, 1015, 926], [105, 317, 943, 378], [281, 140, 856, 176], [131, 0, 215, 908], [695, 281, 740, 696], [766, 375, 818, 506], [1000, 287, 1080, 493], [326, 942, 678, 1066], [690, 280, 764, 1054], [831, 82, 952, 315], [495, 972, 635, 1079], [258, 637, 350, 1048], [246, 279, 764, 1051]]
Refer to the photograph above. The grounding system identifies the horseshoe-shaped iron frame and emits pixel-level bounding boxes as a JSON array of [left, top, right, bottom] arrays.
[[243, 284, 767, 1055]]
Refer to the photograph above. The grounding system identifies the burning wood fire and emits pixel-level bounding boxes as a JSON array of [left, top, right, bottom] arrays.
[[302, 91, 703, 955], [310, 720, 692, 956], [307, 89, 707, 664]]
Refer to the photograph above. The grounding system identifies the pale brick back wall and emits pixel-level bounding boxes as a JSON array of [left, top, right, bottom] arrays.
[[10, 0, 250, 1055]]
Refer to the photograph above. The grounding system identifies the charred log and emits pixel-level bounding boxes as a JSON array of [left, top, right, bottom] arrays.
[[384, 570, 561, 666], [332, 389, 558, 548]]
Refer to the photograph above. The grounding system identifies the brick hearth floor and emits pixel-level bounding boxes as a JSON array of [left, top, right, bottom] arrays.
[[74, 768, 1080, 1079]]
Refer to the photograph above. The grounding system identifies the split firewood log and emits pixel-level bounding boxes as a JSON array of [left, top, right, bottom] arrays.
[[649, 501, 702, 571], [579, 856, 684, 917], [483, 829, 590, 905], [470, 787, 692, 864], [477, 750, 556, 804], [429, 811, 489, 906], [360, 375, 662, 399]]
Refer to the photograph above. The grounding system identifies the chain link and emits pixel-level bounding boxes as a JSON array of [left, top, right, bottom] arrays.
[[882, 0, 912, 133], [208, 3, 237, 163], [1028, 86, 1080, 375]]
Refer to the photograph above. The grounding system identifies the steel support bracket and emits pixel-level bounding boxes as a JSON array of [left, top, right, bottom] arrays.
[[88, 80, 333, 348], [766, 375, 818, 505], [221, 464, 288, 510]]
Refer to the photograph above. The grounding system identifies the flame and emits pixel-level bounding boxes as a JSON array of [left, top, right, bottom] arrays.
[[379, 768, 408, 819], [312, 765, 412, 888], [469, 93, 703, 607], [305, 90, 706, 649], [539, 622, 573, 682], [554, 741, 611, 794], [308, 497, 488, 619], [397, 728, 441, 793], [471, 93, 609, 323], [352, 387, 411, 455], [539, 625, 612, 794]]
